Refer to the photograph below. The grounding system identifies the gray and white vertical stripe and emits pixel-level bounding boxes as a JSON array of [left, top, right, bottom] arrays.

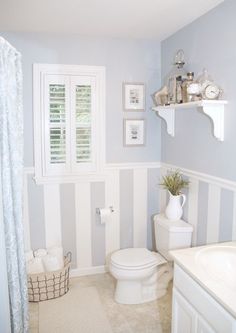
[[23, 167, 160, 272], [24, 164, 236, 274]]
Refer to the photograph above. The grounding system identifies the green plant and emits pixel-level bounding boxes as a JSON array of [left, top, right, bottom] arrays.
[[160, 170, 189, 195]]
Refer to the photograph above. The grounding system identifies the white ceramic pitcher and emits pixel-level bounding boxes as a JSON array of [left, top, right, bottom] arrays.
[[165, 191, 186, 221]]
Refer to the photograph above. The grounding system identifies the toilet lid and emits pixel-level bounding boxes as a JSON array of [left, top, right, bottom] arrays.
[[111, 248, 162, 268]]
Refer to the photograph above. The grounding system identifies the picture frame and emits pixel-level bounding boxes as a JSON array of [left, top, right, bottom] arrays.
[[123, 82, 145, 111], [123, 119, 145, 146]]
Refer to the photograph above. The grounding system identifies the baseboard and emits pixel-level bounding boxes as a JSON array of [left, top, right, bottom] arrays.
[[70, 265, 108, 277]]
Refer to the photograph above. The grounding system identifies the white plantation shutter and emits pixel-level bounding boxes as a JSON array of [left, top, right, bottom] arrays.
[[75, 85, 92, 163], [44, 75, 70, 175], [43, 73, 96, 176], [49, 84, 66, 164], [34, 64, 105, 182], [49, 127, 66, 164], [70, 76, 96, 173]]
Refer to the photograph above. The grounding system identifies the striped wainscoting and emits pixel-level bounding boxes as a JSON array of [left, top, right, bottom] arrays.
[[23, 164, 160, 276], [161, 163, 236, 247], [23, 162, 236, 276]]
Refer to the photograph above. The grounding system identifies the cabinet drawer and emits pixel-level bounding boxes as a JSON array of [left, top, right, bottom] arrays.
[[174, 264, 236, 333]]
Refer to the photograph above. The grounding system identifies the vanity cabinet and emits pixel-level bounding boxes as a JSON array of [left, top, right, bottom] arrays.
[[172, 265, 236, 333], [172, 288, 215, 333]]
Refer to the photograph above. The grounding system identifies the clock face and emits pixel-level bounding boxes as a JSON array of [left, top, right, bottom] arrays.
[[205, 84, 220, 99]]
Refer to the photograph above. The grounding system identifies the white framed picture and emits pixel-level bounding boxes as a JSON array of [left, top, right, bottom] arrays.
[[124, 119, 145, 146], [123, 82, 145, 111]]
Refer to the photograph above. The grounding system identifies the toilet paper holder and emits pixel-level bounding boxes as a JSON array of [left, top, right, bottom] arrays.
[[96, 206, 114, 215]]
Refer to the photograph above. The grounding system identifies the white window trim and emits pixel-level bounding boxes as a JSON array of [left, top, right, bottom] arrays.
[[33, 64, 106, 184]]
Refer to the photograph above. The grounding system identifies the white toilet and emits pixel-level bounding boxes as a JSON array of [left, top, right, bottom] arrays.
[[109, 214, 193, 304]]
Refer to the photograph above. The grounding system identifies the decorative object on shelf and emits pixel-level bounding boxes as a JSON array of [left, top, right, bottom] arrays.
[[182, 71, 201, 102], [197, 68, 223, 100], [187, 82, 201, 102], [182, 72, 194, 103], [160, 170, 189, 221], [174, 49, 185, 69], [123, 82, 145, 111], [176, 76, 183, 104], [123, 119, 145, 146], [152, 85, 168, 106], [203, 83, 222, 100], [167, 75, 177, 104], [165, 49, 187, 104]]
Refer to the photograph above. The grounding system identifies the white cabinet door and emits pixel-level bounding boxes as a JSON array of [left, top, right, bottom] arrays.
[[197, 316, 216, 333], [173, 265, 236, 333], [172, 287, 197, 333]]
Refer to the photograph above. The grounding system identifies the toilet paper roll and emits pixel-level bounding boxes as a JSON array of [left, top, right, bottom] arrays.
[[99, 208, 112, 224]]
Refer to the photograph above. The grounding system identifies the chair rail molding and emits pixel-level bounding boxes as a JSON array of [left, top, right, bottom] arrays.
[[161, 163, 236, 191]]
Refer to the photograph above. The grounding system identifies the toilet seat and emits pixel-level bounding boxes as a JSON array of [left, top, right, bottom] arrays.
[[111, 248, 167, 270]]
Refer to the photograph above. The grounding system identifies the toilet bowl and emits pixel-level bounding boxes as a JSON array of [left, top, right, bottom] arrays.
[[109, 214, 193, 304], [110, 248, 171, 304]]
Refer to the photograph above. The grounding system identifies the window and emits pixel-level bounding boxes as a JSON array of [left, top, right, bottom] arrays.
[[33, 64, 105, 183]]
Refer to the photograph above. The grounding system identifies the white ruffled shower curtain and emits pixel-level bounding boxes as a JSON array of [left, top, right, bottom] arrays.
[[0, 37, 29, 332]]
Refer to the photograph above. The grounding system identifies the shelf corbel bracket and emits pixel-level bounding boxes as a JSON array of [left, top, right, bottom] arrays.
[[153, 107, 175, 137], [201, 104, 225, 141]]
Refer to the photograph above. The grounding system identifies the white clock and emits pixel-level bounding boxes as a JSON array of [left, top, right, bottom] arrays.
[[203, 83, 221, 100]]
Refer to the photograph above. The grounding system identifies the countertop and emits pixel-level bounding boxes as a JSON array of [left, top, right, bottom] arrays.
[[170, 241, 236, 318]]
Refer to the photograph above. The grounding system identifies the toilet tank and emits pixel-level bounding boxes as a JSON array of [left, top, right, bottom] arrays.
[[154, 214, 193, 261]]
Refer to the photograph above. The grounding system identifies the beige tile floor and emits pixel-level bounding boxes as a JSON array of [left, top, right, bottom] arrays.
[[29, 273, 172, 333]]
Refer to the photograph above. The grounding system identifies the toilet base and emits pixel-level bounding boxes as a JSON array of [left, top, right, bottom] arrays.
[[115, 279, 168, 304], [114, 264, 173, 305]]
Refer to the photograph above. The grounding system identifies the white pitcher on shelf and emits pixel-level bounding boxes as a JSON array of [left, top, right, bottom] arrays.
[[165, 191, 186, 221]]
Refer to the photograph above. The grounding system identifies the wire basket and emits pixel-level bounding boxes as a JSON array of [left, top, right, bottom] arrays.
[[27, 252, 72, 302]]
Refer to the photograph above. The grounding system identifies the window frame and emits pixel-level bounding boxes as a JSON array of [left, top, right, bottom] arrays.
[[33, 64, 106, 184]]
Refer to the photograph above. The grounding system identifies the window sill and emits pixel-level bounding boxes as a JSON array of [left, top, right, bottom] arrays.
[[34, 172, 109, 184]]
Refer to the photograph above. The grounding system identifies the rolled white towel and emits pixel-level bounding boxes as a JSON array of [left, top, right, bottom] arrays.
[[42, 254, 63, 272], [27, 258, 44, 275], [25, 250, 34, 262], [34, 248, 47, 258], [47, 246, 64, 268]]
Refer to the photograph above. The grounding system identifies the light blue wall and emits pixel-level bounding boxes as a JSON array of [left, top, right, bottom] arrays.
[[1, 32, 161, 166], [161, 0, 236, 182]]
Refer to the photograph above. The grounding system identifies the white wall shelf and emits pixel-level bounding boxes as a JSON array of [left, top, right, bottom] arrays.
[[152, 100, 228, 141]]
